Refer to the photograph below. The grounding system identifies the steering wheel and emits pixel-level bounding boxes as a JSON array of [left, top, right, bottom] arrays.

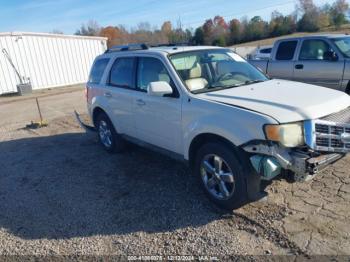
[[217, 72, 250, 83], [216, 73, 234, 82]]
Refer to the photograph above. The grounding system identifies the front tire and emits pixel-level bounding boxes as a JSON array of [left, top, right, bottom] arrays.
[[194, 142, 248, 210], [96, 113, 125, 153]]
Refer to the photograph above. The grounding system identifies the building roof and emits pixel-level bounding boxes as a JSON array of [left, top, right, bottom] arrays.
[[0, 31, 107, 41]]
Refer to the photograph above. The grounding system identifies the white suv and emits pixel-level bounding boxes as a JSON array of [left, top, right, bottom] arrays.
[[83, 44, 350, 209]]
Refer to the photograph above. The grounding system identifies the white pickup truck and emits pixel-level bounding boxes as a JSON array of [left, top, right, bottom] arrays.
[[79, 44, 350, 210]]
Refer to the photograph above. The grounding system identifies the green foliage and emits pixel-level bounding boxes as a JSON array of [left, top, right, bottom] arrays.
[[193, 27, 204, 45], [212, 35, 226, 46]]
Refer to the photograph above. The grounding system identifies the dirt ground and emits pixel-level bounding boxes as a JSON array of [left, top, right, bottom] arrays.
[[0, 86, 349, 258]]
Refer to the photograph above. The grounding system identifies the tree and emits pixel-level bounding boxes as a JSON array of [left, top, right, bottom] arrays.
[[161, 21, 172, 36], [99, 26, 122, 47], [269, 11, 296, 37], [244, 16, 268, 41], [329, 0, 349, 29], [212, 35, 226, 46], [75, 20, 101, 36], [228, 19, 241, 44], [297, 0, 321, 32], [193, 27, 204, 45], [202, 19, 214, 45]]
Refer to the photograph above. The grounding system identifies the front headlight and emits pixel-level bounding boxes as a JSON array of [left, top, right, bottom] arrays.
[[264, 122, 304, 147]]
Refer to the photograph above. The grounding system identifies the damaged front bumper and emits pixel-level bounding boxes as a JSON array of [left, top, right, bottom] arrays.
[[243, 143, 345, 182]]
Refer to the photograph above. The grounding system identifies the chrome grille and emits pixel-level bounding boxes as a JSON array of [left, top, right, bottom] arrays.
[[322, 107, 350, 123], [305, 107, 350, 153]]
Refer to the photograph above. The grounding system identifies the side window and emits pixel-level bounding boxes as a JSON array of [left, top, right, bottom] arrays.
[[299, 40, 332, 60], [260, 48, 272, 54], [276, 41, 297, 60], [137, 57, 174, 92], [109, 57, 135, 88], [89, 58, 110, 84]]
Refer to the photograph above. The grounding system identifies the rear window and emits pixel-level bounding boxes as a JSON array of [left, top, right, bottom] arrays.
[[89, 58, 110, 84], [276, 41, 297, 60]]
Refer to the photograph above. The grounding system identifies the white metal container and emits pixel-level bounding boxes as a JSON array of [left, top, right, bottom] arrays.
[[0, 32, 107, 95]]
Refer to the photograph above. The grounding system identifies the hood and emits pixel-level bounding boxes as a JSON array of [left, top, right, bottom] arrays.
[[197, 79, 350, 123]]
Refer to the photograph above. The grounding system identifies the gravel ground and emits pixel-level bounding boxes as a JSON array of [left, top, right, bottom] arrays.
[[0, 88, 349, 258]]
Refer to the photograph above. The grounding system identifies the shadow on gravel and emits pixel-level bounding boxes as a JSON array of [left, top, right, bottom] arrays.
[[0, 133, 222, 240]]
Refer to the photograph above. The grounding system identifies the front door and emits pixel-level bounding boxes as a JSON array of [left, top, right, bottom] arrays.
[[133, 56, 183, 154], [293, 39, 344, 89]]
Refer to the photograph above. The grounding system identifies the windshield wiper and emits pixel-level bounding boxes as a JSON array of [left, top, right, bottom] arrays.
[[244, 79, 265, 85], [192, 84, 241, 94]]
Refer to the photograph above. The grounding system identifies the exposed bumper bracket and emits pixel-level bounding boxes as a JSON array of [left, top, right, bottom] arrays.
[[243, 143, 344, 182]]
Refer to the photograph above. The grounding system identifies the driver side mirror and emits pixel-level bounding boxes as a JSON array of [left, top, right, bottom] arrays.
[[147, 81, 173, 97], [324, 51, 338, 61]]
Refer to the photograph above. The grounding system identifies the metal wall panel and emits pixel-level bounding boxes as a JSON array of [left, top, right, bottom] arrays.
[[0, 32, 107, 95]]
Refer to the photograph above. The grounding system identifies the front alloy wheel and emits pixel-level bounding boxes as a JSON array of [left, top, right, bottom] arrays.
[[195, 142, 248, 210], [201, 154, 235, 200]]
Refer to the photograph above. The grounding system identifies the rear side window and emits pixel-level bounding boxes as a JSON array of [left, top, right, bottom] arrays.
[[276, 41, 297, 60], [89, 58, 110, 84], [260, 48, 271, 54], [109, 57, 135, 88]]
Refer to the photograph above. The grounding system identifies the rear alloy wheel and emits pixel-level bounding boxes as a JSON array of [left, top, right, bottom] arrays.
[[96, 113, 125, 153], [98, 120, 113, 149], [195, 142, 248, 210]]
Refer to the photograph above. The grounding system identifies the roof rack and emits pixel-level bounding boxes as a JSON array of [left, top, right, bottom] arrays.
[[105, 43, 149, 53], [151, 43, 189, 47]]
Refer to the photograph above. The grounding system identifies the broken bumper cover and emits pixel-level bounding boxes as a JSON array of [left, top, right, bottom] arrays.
[[243, 143, 345, 182], [74, 110, 96, 133]]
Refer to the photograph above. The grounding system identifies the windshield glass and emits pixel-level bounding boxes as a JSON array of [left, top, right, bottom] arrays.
[[169, 49, 268, 93], [332, 37, 350, 58]]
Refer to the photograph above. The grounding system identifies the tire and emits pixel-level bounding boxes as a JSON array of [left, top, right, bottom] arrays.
[[194, 142, 248, 210], [96, 112, 125, 153]]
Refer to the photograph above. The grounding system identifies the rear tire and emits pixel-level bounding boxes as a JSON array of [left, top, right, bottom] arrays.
[[96, 113, 125, 153], [194, 142, 248, 210]]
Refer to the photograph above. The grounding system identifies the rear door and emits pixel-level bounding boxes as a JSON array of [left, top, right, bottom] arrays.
[[132, 56, 183, 154], [293, 39, 344, 89], [268, 40, 298, 80], [104, 56, 138, 137]]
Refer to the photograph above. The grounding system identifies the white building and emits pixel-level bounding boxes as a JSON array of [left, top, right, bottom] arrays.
[[0, 32, 107, 95]]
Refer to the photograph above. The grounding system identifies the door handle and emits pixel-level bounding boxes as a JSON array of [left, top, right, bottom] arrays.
[[136, 99, 146, 106], [104, 92, 112, 98], [295, 64, 304, 69]]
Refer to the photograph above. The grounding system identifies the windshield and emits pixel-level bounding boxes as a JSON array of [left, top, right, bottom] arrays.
[[332, 37, 350, 58], [169, 49, 268, 93]]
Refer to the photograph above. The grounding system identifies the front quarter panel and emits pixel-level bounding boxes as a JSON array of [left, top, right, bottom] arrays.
[[182, 97, 278, 160]]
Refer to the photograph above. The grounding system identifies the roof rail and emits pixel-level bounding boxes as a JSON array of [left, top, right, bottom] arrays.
[[105, 43, 149, 53], [151, 43, 189, 47]]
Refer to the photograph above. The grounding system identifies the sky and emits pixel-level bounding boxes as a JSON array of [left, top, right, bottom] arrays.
[[0, 0, 337, 35]]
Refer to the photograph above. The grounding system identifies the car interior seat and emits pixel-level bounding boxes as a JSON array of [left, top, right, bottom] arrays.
[[185, 63, 208, 91]]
